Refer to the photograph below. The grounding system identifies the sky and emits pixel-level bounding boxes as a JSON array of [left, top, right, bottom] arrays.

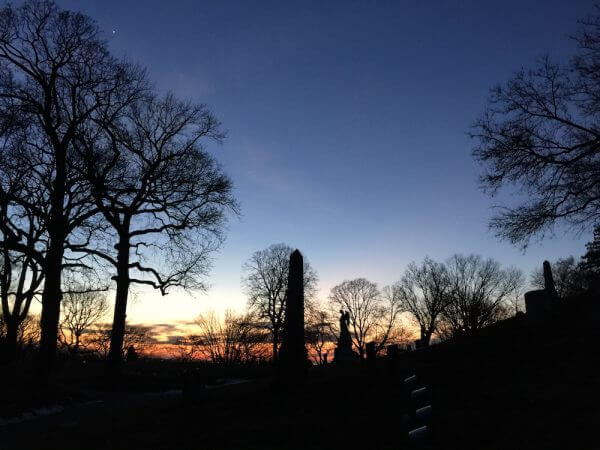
[[53, 0, 596, 331]]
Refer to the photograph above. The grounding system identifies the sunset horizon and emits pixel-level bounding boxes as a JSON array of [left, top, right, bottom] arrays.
[[2, 1, 599, 449]]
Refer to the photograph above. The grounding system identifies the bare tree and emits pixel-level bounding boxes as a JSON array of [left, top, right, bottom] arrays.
[[0, 311, 40, 352], [0, 141, 46, 362], [194, 310, 268, 363], [242, 243, 317, 362], [305, 303, 335, 365], [73, 91, 238, 375], [377, 285, 410, 351], [443, 254, 524, 336], [172, 335, 200, 362], [583, 225, 600, 273], [328, 278, 400, 358], [88, 323, 153, 359], [396, 257, 451, 347], [59, 286, 109, 354], [0, 212, 44, 360], [508, 268, 527, 315], [471, 11, 600, 246], [20, 314, 41, 349], [0, 0, 146, 382]]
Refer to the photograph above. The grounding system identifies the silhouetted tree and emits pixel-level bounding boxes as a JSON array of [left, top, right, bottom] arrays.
[[378, 285, 411, 349], [194, 310, 268, 363], [328, 278, 401, 358], [0, 207, 44, 361], [242, 243, 317, 361], [0, 137, 47, 363], [509, 272, 527, 315], [59, 286, 108, 354], [0, 0, 146, 382], [88, 323, 153, 359], [471, 11, 600, 246], [73, 92, 237, 375], [396, 258, 451, 346], [172, 335, 200, 362], [305, 303, 335, 365], [582, 225, 600, 272], [0, 313, 41, 352], [443, 254, 523, 336]]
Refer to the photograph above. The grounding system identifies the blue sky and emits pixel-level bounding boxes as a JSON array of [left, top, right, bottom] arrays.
[[57, 0, 596, 325]]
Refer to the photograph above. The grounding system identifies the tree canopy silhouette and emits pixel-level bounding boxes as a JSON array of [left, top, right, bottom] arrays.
[[0, 0, 147, 382], [395, 258, 451, 347], [443, 254, 523, 336], [328, 278, 402, 358], [0, 0, 236, 381], [472, 11, 600, 246], [76, 92, 237, 374]]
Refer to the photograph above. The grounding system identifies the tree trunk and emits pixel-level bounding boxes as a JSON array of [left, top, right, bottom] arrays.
[[422, 330, 432, 347], [73, 333, 81, 354], [3, 319, 18, 362], [37, 143, 67, 389], [37, 241, 64, 388], [272, 329, 279, 362], [107, 234, 130, 377]]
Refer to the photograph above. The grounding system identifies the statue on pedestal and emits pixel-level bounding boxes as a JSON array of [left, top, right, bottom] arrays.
[[334, 310, 358, 362]]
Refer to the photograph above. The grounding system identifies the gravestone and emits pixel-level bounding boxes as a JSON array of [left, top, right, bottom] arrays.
[[278, 249, 308, 384], [408, 425, 429, 444], [525, 260, 560, 318], [415, 405, 433, 422], [333, 310, 358, 362], [410, 386, 429, 409]]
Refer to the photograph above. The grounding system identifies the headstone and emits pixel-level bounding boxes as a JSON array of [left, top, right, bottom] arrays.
[[408, 425, 429, 444], [410, 387, 428, 399], [415, 405, 433, 422], [404, 375, 418, 386], [278, 249, 307, 384], [404, 374, 419, 399], [525, 260, 560, 318], [410, 386, 429, 409]]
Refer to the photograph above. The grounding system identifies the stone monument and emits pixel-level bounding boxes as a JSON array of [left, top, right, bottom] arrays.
[[525, 260, 560, 318], [334, 310, 357, 362], [278, 249, 307, 384]]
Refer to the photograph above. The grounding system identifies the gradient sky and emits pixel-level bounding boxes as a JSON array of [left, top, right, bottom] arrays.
[[54, 0, 596, 329]]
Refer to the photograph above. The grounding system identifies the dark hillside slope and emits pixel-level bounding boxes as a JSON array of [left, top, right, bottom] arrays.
[[400, 301, 600, 449]]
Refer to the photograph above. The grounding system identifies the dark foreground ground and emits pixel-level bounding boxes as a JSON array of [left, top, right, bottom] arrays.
[[2, 363, 406, 450], [2, 310, 600, 450]]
